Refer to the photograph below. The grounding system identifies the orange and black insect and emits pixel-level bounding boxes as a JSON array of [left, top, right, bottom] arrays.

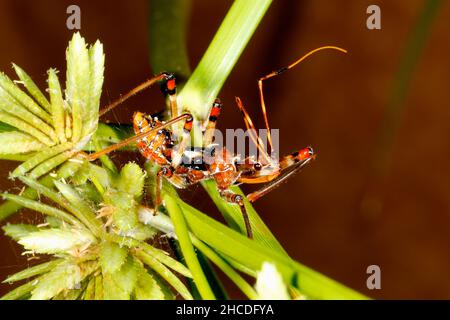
[[85, 46, 347, 238]]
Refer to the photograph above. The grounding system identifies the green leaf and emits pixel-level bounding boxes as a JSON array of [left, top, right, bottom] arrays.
[[46, 215, 63, 228], [179, 0, 272, 120], [31, 261, 82, 300], [0, 281, 35, 300], [83, 276, 96, 300], [103, 189, 139, 232], [83, 40, 104, 138], [101, 255, 138, 300], [123, 223, 157, 241], [94, 275, 103, 300], [11, 142, 73, 177], [0, 160, 84, 222], [0, 111, 54, 146], [133, 249, 193, 300], [148, 0, 191, 79], [116, 162, 146, 200], [47, 68, 67, 143], [54, 179, 102, 236], [88, 162, 112, 191], [134, 267, 165, 300], [0, 71, 52, 125], [13, 63, 52, 112], [111, 255, 139, 296], [3, 259, 63, 283], [65, 32, 90, 143], [0, 131, 43, 154], [18, 228, 95, 255], [102, 272, 128, 300], [54, 281, 86, 300], [2, 223, 39, 241], [0, 121, 16, 132], [164, 194, 215, 300], [71, 160, 90, 185], [1, 192, 84, 228], [139, 207, 257, 299], [100, 241, 128, 274], [176, 199, 367, 300], [203, 180, 287, 254]]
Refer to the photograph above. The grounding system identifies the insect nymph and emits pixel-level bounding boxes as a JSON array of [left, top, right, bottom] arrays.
[[84, 46, 347, 238]]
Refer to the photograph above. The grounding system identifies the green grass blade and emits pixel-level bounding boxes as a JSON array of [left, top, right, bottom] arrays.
[[148, 0, 191, 80], [164, 194, 215, 300], [193, 238, 258, 300], [139, 206, 255, 299], [203, 180, 287, 254], [179, 0, 272, 120], [176, 198, 366, 299]]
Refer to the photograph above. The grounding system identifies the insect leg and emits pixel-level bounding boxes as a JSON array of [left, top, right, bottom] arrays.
[[235, 97, 273, 165], [99, 73, 174, 116], [220, 189, 253, 238], [83, 113, 192, 161], [257, 46, 347, 152], [155, 166, 174, 207], [171, 115, 194, 168], [203, 99, 222, 147], [160, 73, 179, 119]]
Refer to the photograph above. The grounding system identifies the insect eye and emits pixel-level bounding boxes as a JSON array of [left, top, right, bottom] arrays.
[[254, 163, 262, 171]]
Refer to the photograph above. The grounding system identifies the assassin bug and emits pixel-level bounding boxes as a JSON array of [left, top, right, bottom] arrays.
[[83, 46, 347, 238]]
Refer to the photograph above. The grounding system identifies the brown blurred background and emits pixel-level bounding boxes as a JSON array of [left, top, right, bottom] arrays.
[[1, 0, 450, 299]]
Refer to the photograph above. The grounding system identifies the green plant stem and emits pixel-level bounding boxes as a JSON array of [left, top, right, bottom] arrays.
[[179, 0, 272, 120], [139, 206, 257, 299], [203, 180, 287, 254], [164, 194, 215, 300], [173, 0, 283, 251], [176, 197, 367, 300], [195, 251, 229, 300], [193, 238, 258, 300], [148, 0, 191, 80]]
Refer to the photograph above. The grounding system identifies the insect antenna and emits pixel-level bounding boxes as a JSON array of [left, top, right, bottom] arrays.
[[258, 46, 347, 153]]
